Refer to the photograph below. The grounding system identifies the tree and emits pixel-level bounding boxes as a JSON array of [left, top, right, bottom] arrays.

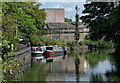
[[65, 18, 72, 24], [81, 2, 120, 53], [108, 3, 120, 53], [2, 2, 46, 41], [75, 6, 80, 41], [2, 2, 46, 81], [81, 2, 115, 41]]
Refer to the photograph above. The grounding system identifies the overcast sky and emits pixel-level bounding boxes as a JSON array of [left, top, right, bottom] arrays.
[[38, 0, 86, 21]]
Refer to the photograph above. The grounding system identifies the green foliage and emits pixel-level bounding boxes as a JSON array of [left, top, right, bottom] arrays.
[[30, 34, 44, 46], [80, 40, 114, 48], [2, 40, 11, 56], [43, 38, 66, 46], [67, 40, 114, 48], [20, 63, 48, 81], [2, 38, 19, 60], [67, 41, 78, 46], [82, 49, 115, 68], [3, 59, 24, 81], [0, 58, 2, 64], [75, 5, 80, 41], [2, 38, 24, 81], [2, 40, 14, 61], [2, 2, 46, 81], [0, 63, 3, 83], [2, 14, 17, 40], [107, 3, 120, 53], [65, 18, 72, 24], [30, 34, 66, 46], [67, 49, 115, 68], [81, 2, 115, 41], [2, 2, 46, 41], [80, 2, 120, 53]]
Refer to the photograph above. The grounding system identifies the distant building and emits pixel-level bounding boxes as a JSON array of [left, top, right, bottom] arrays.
[[44, 8, 64, 23], [44, 8, 88, 41], [46, 22, 75, 41]]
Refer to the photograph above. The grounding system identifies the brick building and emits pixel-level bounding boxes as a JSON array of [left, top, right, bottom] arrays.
[[44, 8, 64, 23], [44, 8, 88, 41]]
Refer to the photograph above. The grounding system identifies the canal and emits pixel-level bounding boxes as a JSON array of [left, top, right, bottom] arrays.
[[19, 49, 120, 82]]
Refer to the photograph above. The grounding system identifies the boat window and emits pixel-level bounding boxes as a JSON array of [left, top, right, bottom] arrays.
[[34, 54, 43, 57], [42, 48, 46, 51], [36, 48, 39, 51], [32, 48, 36, 51], [39, 47, 42, 51], [46, 47, 53, 50]]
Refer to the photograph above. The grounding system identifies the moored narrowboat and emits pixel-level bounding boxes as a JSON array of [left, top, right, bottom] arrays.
[[31, 46, 46, 62], [31, 45, 67, 62], [43, 46, 67, 62]]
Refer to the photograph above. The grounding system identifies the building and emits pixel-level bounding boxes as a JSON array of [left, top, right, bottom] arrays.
[[44, 8, 64, 23], [46, 22, 75, 41], [44, 8, 88, 41]]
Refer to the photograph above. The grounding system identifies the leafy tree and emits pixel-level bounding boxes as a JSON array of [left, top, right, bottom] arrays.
[[81, 2, 115, 41], [81, 2, 120, 53], [108, 3, 120, 53], [2, 14, 17, 40], [2, 2, 46, 81], [2, 2, 46, 41], [65, 18, 72, 24], [75, 6, 80, 41]]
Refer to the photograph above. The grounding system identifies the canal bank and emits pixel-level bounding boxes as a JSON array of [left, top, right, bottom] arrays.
[[2, 41, 32, 81]]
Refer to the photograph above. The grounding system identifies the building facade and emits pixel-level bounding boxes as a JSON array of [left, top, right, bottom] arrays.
[[44, 9, 64, 23], [44, 8, 88, 41]]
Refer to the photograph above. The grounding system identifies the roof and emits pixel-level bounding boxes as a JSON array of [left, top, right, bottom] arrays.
[[46, 22, 75, 29]]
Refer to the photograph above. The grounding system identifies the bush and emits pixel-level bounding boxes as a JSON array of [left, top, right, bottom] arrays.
[[30, 34, 45, 46], [79, 40, 114, 48], [30, 35, 66, 46], [66, 41, 79, 46]]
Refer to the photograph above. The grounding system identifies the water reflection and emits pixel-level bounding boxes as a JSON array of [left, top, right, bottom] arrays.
[[19, 49, 120, 82], [46, 60, 66, 81], [75, 55, 80, 83], [20, 63, 48, 81], [66, 49, 116, 82]]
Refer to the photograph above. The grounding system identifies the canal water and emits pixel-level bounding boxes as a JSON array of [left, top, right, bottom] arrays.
[[19, 49, 120, 82]]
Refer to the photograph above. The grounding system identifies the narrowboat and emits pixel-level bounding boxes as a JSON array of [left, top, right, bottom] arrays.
[[31, 46, 46, 62], [43, 46, 67, 62]]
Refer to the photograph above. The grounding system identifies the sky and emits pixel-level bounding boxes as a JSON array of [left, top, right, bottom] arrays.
[[38, 0, 86, 21]]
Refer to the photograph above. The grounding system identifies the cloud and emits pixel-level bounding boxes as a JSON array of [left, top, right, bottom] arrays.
[[53, 4, 64, 8], [41, 2, 46, 5], [81, 13, 89, 16], [59, 0, 86, 2], [52, 4, 73, 12], [39, 0, 86, 2], [65, 8, 73, 12]]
